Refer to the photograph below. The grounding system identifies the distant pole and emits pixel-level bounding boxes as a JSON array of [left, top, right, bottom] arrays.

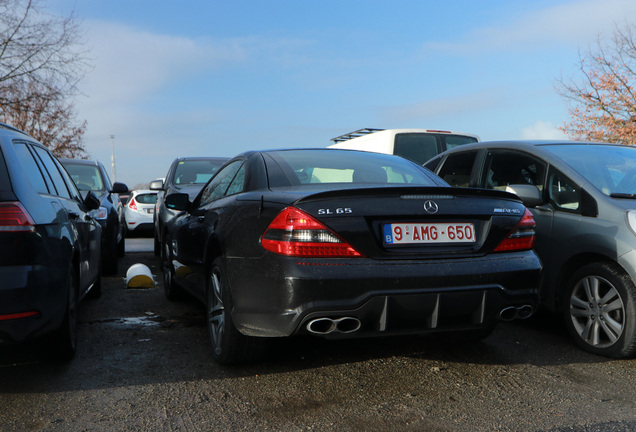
[[110, 134, 116, 181]]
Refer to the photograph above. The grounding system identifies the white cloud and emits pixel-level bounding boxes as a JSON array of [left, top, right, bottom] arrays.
[[425, 0, 636, 54], [79, 21, 248, 106], [521, 121, 568, 140]]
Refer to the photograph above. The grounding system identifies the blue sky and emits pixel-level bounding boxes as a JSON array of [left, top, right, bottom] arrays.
[[48, 0, 636, 189]]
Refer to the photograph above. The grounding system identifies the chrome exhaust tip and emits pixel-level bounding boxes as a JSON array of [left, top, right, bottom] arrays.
[[307, 318, 336, 335], [499, 305, 535, 321], [306, 317, 362, 334], [334, 317, 361, 333], [499, 307, 518, 321], [517, 305, 534, 319]]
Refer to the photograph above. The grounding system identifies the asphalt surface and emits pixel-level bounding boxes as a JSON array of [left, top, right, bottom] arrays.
[[1, 238, 636, 431]]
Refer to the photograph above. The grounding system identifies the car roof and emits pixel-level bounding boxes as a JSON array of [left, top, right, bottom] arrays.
[[435, 139, 630, 156], [174, 156, 229, 162], [60, 158, 101, 166], [0, 122, 32, 138]]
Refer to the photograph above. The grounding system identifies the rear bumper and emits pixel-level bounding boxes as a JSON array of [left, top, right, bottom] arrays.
[[0, 264, 67, 344], [226, 251, 541, 338]]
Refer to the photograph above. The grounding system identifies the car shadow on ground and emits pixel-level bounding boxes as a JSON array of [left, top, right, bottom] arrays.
[[0, 251, 620, 392]]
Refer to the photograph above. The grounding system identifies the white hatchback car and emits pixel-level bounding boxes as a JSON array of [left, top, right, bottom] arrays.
[[124, 189, 158, 235]]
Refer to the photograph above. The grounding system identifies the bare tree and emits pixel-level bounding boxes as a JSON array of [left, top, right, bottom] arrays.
[[0, 0, 90, 157], [556, 23, 636, 145]]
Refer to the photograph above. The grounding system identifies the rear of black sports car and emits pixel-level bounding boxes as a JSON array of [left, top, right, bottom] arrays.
[[225, 186, 541, 339]]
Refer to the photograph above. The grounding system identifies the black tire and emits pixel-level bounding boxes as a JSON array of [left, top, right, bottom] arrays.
[[86, 267, 102, 299], [562, 262, 636, 358], [162, 240, 182, 300], [153, 234, 161, 257], [117, 230, 126, 256], [48, 266, 79, 361], [207, 257, 267, 365]]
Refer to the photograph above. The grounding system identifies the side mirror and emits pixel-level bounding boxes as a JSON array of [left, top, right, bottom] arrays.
[[149, 179, 164, 190], [165, 193, 191, 211], [505, 184, 543, 208], [111, 182, 129, 194], [84, 191, 101, 211]]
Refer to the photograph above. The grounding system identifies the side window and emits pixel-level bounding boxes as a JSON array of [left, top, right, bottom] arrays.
[[548, 168, 580, 212], [437, 151, 478, 187], [32, 146, 71, 199], [225, 165, 245, 196], [483, 151, 546, 191], [14, 143, 50, 194], [393, 133, 439, 165], [198, 161, 243, 206]]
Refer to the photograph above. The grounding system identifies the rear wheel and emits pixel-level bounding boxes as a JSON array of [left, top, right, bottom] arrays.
[[207, 257, 267, 365], [48, 265, 79, 361], [117, 229, 126, 257], [103, 232, 119, 275], [162, 240, 182, 300], [86, 266, 102, 299], [562, 262, 636, 358], [153, 233, 160, 257]]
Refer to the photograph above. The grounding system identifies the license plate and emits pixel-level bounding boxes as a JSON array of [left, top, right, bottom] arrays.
[[383, 222, 476, 245], [147, 208, 155, 214]]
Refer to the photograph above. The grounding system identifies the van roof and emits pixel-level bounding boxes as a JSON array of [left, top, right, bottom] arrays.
[[330, 128, 479, 144]]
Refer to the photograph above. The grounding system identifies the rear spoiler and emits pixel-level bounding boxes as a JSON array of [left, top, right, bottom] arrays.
[[293, 186, 521, 205]]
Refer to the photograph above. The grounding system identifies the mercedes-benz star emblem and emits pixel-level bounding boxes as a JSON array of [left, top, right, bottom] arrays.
[[423, 200, 439, 214]]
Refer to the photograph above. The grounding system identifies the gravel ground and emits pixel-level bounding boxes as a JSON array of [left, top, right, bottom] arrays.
[[1, 242, 636, 431]]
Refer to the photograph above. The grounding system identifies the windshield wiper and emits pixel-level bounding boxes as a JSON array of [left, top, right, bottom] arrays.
[[610, 193, 636, 199]]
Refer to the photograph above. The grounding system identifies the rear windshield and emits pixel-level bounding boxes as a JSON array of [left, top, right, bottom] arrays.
[[135, 193, 157, 204], [546, 144, 636, 196], [269, 149, 443, 187], [174, 159, 225, 185], [64, 163, 105, 191]]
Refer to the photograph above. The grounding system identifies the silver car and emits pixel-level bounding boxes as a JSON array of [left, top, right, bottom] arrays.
[[425, 141, 636, 358]]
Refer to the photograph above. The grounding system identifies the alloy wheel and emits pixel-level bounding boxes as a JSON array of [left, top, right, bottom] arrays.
[[569, 274, 625, 348]]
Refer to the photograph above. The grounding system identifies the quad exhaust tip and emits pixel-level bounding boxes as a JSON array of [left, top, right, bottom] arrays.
[[499, 305, 534, 321], [306, 317, 362, 335]]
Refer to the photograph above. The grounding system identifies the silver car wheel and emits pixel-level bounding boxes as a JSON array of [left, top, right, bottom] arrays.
[[569, 275, 625, 348], [208, 269, 225, 356]]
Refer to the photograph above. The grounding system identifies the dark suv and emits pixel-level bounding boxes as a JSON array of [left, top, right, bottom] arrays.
[[150, 157, 227, 256], [0, 123, 102, 360], [61, 159, 128, 274]]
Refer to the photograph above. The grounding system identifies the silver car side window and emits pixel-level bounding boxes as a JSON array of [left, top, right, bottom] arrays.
[[548, 168, 581, 212]]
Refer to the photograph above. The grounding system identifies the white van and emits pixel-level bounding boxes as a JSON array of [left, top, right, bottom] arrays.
[[328, 128, 480, 164]]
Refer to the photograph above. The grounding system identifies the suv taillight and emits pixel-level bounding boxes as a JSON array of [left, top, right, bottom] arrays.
[[261, 207, 363, 257], [494, 208, 536, 252], [128, 198, 137, 210], [0, 202, 35, 232]]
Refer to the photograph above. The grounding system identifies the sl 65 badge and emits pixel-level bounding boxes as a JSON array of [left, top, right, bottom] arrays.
[[318, 208, 352, 215]]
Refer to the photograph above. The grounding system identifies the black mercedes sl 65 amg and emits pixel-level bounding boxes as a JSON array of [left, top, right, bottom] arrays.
[[161, 148, 541, 364]]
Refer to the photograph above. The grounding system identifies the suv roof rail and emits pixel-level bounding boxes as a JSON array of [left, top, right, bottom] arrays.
[[0, 122, 30, 137], [330, 128, 385, 144]]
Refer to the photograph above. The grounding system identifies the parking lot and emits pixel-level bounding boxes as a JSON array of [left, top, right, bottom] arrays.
[[1, 239, 636, 431]]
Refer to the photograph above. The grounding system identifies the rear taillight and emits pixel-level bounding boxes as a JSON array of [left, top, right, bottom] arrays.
[[261, 207, 363, 257], [128, 198, 138, 210], [0, 202, 36, 232], [0, 311, 39, 321], [494, 208, 536, 252]]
